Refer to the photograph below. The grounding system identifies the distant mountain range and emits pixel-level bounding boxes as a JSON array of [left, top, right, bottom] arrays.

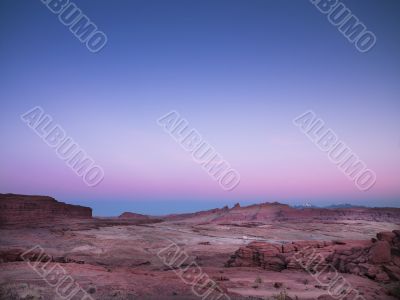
[[162, 201, 400, 224], [2, 194, 400, 227], [292, 203, 365, 209]]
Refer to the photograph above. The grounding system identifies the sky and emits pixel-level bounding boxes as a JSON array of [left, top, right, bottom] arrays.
[[1, 0, 399, 216]]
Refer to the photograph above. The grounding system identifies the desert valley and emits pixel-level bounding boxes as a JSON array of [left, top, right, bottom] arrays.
[[0, 193, 399, 300]]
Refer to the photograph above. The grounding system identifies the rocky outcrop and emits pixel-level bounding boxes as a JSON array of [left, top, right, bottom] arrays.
[[118, 212, 150, 220], [165, 201, 400, 224], [164, 206, 230, 222], [226, 239, 337, 271], [216, 203, 400, 223], [0, 194, 92, 227], [327, 230, 400, 282], [226, 230, 400, 283]]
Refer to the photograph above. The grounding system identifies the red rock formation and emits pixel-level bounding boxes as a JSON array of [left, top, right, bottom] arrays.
[[165, 201, 400, 224], [0, 193, 92, 227], [118, 212, 150, 220], [226, 230, 400, 283], [164, 206, 229, 221]]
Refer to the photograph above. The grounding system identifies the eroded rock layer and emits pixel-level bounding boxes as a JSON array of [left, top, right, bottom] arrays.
[[0, 193, 92, 226], [226, 230, 400, 283]]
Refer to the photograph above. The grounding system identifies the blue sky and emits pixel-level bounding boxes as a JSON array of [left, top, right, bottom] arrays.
[[1, 0, 399, 215]]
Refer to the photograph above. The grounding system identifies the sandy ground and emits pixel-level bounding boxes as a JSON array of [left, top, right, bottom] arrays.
[[0, 219, 399, 299]]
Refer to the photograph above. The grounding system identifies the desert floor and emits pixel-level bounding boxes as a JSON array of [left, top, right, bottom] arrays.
[[0, 219, 399, 300]]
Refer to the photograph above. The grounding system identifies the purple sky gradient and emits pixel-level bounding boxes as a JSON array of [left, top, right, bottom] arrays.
[[0, 0, 399, 215]]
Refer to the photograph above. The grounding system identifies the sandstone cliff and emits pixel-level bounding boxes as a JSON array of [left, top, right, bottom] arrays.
[[0, 193, 92, 227]]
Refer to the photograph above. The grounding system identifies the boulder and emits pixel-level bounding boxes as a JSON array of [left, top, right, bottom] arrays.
[[282, 243, 296, 253], [377, 232, 396, 243], [366, 265, 379, 279], [369, 241, 391, 264], [382, 265, 400, 281], [375, 271, 390, 282]]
